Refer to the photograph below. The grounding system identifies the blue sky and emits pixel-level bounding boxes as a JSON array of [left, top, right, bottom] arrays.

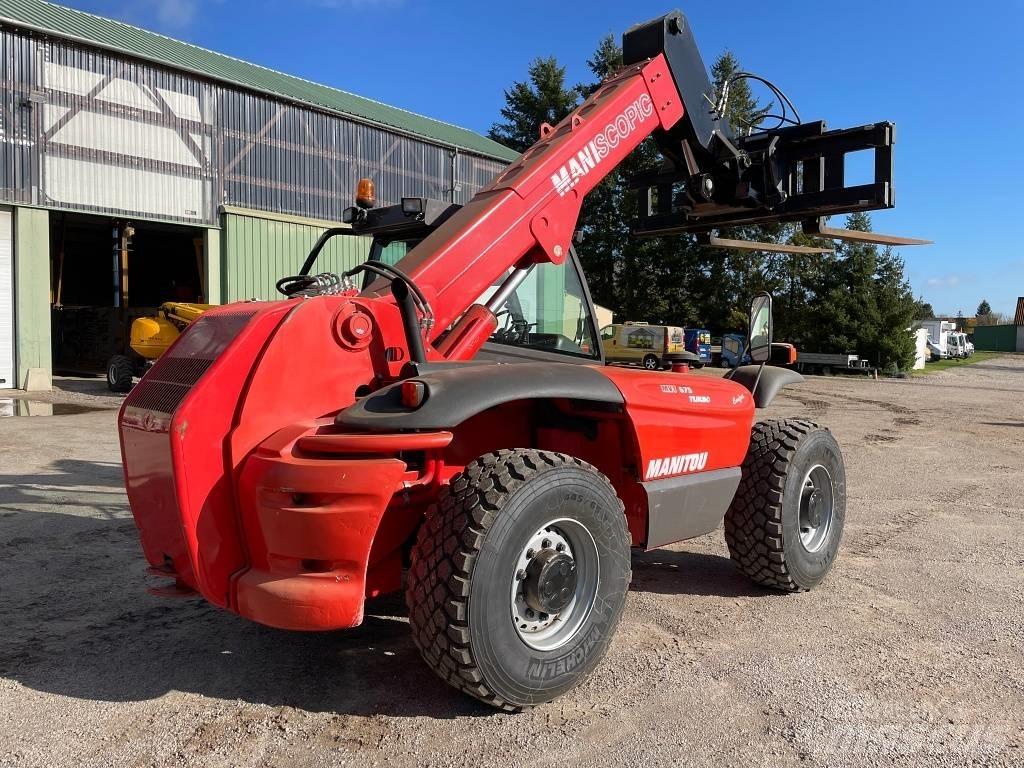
[[62, 0, 1024, 316]]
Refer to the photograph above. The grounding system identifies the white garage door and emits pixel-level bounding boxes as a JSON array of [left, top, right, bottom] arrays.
[[0, 210, 13, 389]]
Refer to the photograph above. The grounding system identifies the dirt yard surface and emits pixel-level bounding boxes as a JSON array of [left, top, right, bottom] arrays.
[[1, 359, 1022, 768]]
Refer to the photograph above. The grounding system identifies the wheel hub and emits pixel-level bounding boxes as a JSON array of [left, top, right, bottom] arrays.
[[799, 464, 835, 553], [524, 549, 577, 614], [510, 520, 599, 652], [806, 491, 823, 527]]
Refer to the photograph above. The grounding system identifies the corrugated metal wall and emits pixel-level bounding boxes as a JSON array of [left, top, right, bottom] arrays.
[[0, 29, 34, 204], [973, 324, 1017, 352], [222, 210, 369, 302], [0, 27, 507, 226]]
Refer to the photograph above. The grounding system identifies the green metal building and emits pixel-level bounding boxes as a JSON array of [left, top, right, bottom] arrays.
[[0, 0, 516, 389]]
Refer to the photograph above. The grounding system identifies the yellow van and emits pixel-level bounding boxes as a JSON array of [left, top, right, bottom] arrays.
[[599, 322, 688, 370]]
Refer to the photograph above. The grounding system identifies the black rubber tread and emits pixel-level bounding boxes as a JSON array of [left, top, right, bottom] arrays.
[[724, 418, 827, 592], [107, 354, 134, 393], [406, 448, 629, 711]]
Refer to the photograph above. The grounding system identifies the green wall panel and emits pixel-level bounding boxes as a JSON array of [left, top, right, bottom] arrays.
[[14, 207, 51, 388], [222, 211, 370, 302], [973, 324, 1017, 352]]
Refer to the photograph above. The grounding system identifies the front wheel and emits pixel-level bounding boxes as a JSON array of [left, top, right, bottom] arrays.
[[642, 354, 660, 370], [107, 354, 134, 393], [407, 449, 631, 710], [724, 419, 846, 591]]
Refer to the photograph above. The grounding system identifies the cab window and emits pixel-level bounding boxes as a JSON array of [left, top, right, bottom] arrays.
[[478, 259, 599, 360], [371, 239, 420, 266]]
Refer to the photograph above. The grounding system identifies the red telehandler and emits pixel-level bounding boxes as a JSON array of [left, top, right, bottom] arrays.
[[119, 11, 913, 709]]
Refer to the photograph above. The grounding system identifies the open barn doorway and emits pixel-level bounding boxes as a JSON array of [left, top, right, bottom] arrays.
[[50, 212, 207, 375]]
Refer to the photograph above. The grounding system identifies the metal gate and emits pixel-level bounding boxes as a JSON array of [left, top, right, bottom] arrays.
[[0, 210, 13, 388]]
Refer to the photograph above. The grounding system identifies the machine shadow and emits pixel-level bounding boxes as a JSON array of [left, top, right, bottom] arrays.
[[0, 499, 490, 719], [1, 468, 765, 717], [629, 546, 773, 598]]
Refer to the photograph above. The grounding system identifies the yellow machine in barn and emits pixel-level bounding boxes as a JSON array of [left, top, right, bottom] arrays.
[[107, 302, 213, 391]]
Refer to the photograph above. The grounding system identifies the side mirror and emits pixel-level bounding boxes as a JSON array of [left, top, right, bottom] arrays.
[[748, 292, 773, 363]]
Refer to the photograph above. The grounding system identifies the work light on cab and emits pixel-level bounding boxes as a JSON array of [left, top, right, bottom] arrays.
[[401, 197, 426, 216]]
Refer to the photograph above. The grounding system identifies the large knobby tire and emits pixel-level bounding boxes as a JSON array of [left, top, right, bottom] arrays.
[[724, 419, 846, 591], [407, 449, 631, 710], [107, 354, 134, 393]]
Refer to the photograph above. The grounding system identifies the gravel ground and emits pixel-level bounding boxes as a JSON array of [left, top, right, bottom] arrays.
[[1, 359, 1022, 767]]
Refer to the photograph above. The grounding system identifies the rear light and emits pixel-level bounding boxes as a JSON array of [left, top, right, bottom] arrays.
[[400, 380, 427, 408]]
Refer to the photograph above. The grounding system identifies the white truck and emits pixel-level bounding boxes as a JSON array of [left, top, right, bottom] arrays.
[[945, 331, 974, 359], [919, 319, 957, 360]]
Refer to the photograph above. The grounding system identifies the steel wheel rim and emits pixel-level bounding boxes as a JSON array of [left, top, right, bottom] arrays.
[[510, 518, 599, 652], [798, 464, 834, 553]]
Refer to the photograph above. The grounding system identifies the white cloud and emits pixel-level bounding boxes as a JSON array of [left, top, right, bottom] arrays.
[[153, 0, 197, 28], [117, 0, 199, 30], [925, 274, 966, 288]]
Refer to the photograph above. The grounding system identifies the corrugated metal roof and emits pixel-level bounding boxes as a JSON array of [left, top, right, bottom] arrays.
[[0, 0, 518, 162], [1015, 297, 1024, 326]]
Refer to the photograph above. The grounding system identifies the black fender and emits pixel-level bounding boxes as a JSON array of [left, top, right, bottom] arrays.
[[336, 361, 624, 431], [729, 365, 804, 408]]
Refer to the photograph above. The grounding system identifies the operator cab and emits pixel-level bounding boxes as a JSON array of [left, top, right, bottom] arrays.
[[298, 185, 605, 367], [472, 253, 602, 365]]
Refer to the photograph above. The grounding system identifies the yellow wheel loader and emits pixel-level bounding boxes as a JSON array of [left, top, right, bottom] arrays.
[[107, 302, 213, 392]]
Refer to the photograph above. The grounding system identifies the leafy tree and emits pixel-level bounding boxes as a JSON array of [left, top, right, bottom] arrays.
[[869, 246, 919, 371], [803, 213, 918, 370], [804, 212, 879, 354], [976, 299, 992, 317], [574, 36, 675, 322], [710, 52, 770, 135], [915, 298, 935, 320], [574, 36, 629, 311], [977, 311, 1008, 325], [488, 57, 578, 153]]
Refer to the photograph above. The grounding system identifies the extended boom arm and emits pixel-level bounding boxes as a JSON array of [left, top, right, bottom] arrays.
[[371, 9, 907, 349]]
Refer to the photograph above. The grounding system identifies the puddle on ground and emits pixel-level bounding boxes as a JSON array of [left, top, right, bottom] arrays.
[[0, 398, 108, 417]]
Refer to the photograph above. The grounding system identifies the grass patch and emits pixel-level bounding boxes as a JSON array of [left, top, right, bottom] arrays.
[[913, 350, 1005, 375]]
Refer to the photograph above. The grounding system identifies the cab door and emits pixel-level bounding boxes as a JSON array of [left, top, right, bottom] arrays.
[[476, 248, 605, 366]]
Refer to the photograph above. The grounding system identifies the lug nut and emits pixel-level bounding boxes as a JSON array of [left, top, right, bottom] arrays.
[[526, 548, 535, 559], [515, 569, 526, 581], [542, 539, 552, 549], [539, 613, 549, 621], [526, 609, 535, 619], [556, 543, 566, 552]]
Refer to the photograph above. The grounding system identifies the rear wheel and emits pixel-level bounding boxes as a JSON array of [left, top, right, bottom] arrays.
[[642, 354, 660, 370], [107, 354, 134, 393], [407, 449, 631, 710], [724, 419, 845, 591]]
